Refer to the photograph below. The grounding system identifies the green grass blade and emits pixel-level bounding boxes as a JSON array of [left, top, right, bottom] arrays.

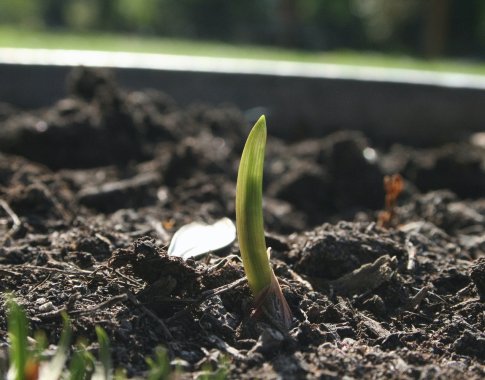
[[68, 340, 95, 380], [68, 350, 88, 380], [236, 115, 272, 294], [6, 297, 29, 380], [197, 355, 229, 380], [93, 327, 112, 380], [39, 312, 71, 380], [146, 346, 171, 380]]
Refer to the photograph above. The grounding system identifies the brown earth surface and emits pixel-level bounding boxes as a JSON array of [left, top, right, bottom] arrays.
[[0, 67, 484, 379]]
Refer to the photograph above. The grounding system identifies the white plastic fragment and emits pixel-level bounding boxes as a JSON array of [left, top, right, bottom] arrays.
[[168, 217, 236, 259]]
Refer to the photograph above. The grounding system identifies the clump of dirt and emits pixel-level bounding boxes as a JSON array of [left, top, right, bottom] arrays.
[[0, 67, 484, 379]]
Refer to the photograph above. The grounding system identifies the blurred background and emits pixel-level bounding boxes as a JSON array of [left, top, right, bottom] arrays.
[[1, 0, 485, 72]]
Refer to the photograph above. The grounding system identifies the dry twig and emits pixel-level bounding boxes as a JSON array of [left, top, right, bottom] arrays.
[[0, 199, 21, 245], [407, 285, 431, 310], [125, 291, 173, 340], [37, 293, 128, 320], [70, 294, 128, 316]]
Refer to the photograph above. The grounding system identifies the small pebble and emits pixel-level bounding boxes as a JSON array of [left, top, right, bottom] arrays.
[[38, 301, 55, 313]]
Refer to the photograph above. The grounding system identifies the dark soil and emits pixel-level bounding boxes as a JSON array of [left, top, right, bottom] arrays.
[[0, 67, 484, 379]]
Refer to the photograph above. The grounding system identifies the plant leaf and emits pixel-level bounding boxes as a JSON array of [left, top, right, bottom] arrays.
[[6, 296, 29, 380], [38, 312, 71, 380], [68, 340, 95, 380], [92, 327, 112, 380], [235, 115, 272, 294], [146, 346, 171, 380], [236, 116, 293, 330]]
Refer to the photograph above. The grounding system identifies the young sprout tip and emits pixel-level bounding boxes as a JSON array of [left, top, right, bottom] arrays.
[[236, 115, 292, 330]]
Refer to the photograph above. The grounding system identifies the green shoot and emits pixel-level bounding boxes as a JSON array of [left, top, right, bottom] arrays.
[[5, 296, 120, 379], [68, 340, 95, 380], [236, 115, 272, 294], [6, 297, 30, 380], [146, 346, 171, 380], [38, 312, 71, 379], [236, 115, 292, 329], [197, 355, 229, 380], [7, 298, 74, 380], [93, 326, 113, 380]]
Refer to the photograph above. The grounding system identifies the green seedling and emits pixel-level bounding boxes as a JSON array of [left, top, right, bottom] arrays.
[[68, 340, 96, 380], [5, 296, 116, 380], [197, 355, 229, 380], [4, 296, 70, 380], [38, 313, 71, 380], [236, 115, 292, 330], [6, 297, 30, 380], [94, 326, 113, 380], [146, 346, 171, 380]]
